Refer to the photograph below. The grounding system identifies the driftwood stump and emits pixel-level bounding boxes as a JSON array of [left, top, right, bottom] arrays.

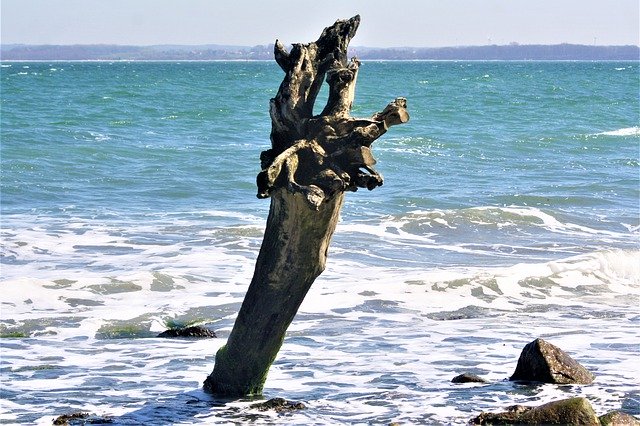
[[204, 15, 408, 396]]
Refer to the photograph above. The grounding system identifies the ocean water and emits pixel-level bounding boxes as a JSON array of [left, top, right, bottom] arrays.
[[1, 60, 639, 425]]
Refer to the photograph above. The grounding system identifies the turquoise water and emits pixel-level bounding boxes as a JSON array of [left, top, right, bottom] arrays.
[[1, 61, 639, 424]]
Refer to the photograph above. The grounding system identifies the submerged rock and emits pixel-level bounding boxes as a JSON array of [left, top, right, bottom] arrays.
[[250, 397, 306, 412], [451, 373, 488, 383], [53, 412, 89, 425], [52, 411, 112, 425], [600, 411, 640, 426], [157, 325, 217, 338], [510, 338, 595, 384], [471, 397, 600, 425]]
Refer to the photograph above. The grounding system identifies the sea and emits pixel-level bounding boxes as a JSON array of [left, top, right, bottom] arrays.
[[1, 60, 639, 425]]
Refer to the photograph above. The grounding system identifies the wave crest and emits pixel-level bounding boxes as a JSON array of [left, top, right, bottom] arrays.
[[593, 126, 640, 137]]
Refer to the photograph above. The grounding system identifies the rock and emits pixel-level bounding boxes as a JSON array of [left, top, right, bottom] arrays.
[[472, 404, 529, 424], [600, 411, 640, 426], [250, 397, 306, 412], [53, 412, 90, 425], [471, 397, 600, 425], [157, 325, 217, 338], [451, 373, 488, 383], [52, 411, 112, 425], [510, 338, 595, 384]]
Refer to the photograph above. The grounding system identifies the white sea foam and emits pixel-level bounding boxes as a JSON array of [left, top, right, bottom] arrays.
[[484, 205, 627, 238], [2, 241, 638, 424], [594, 126, 640, 137], [1, 208, 638, 423], [320, 249, 640, 312], [89, 131, 111, 141], [336, 206, 634, 269]]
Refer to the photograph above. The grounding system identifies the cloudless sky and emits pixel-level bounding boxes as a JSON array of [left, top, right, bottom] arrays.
[[1, 0, 638, 47]]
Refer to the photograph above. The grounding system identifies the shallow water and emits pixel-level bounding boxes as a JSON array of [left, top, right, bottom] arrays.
[[1, 61, 639, 424]]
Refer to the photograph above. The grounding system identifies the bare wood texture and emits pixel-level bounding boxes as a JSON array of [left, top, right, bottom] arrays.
[[204, 15, 408, 396]]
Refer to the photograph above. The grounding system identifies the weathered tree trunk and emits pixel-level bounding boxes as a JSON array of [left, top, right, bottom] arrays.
[[204, 15, 408, 397]]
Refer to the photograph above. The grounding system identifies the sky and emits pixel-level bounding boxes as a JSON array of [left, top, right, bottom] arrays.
[[1, 0, 639, 47]]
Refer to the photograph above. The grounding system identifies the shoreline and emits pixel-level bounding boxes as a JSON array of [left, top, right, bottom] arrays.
[[2, 43, 638, 62], [2, 59, 639, 64]]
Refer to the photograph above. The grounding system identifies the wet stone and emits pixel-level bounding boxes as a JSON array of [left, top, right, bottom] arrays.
[[250, 397, 306, 412], [157, 325, 217, 338], [53, 411, 113, 425], [471, 397, 600, 425], [600, 411, 640, 426], [510, 338, 595, 384], [451, 373, 488, 383]]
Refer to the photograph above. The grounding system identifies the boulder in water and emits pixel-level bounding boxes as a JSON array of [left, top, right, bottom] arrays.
[[53, 411, 112, 425], [250, 397, 305, 412], [471, 397, 600, 425], [599, 411, 640, 426], [157, 325, 217, 338], [451, 373, 488, 383], [510, 338, 595, 384]]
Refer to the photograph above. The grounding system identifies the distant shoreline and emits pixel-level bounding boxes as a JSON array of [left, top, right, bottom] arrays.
[[2, 59, 639, 64], [2, 43, 638, 61]]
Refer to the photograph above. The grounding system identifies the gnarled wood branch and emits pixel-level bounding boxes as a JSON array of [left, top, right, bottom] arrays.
[[258, 15, 408, 209]]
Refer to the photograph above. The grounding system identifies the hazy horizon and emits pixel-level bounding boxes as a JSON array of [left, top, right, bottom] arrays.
[[2, 41, 639, 49], [2, 0, 638, 48]]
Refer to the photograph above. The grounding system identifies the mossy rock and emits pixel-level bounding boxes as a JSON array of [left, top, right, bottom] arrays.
[[600, 411, 640, 426], [471, 397, 600, 425], [250, 397, 306, 412]]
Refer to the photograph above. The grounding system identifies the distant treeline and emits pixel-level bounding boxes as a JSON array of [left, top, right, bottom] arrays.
[[0, 44, 274, 61], [355, 44, 640, 61], [1, 43, 638, 61]]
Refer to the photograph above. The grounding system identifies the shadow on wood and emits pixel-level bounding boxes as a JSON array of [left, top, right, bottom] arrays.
[[204, 15, 408, 397]]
